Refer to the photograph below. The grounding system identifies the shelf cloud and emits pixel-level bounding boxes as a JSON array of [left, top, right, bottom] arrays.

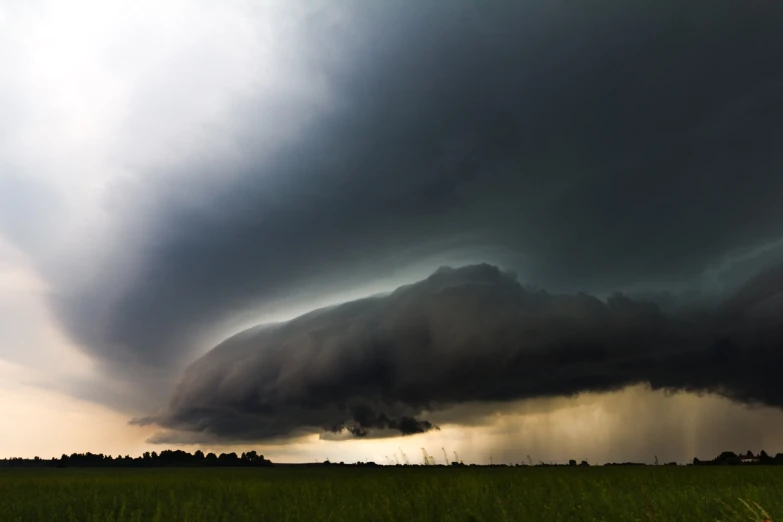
[[138, 262, 783, 442]]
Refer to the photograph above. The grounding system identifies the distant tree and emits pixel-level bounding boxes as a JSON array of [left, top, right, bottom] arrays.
[[218, 452, 239, 466], [568, 459, 577, 466], [718, 452, 740, 465], [57, 454, 69, 468], [205, 453, 217, 466]]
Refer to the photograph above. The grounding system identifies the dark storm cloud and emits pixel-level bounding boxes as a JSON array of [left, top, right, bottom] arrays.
[[48, 2, 783, 388], [139, 262, 783, 441]]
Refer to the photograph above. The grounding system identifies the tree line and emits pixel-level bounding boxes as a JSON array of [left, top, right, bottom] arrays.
[[3, 449, 783, 468], [0, 450, 272, 468], [692, 450, 783, 466]]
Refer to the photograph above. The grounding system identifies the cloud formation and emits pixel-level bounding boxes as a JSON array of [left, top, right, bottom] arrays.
[[140, 262, 782, 442], [2, 1, 783, 417]]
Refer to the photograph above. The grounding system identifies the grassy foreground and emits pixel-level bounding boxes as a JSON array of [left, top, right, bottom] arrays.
[[1, 466, 781, 521]]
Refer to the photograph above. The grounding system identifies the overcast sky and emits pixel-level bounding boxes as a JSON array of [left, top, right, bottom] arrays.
[[1, 0, 783, 464]]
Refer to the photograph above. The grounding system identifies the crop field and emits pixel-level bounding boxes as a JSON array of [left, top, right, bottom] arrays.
[[1, 466, 781, 522]]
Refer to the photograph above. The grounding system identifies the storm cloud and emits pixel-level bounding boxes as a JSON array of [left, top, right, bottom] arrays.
[[139, 262, 783, 441], [1, 0, 782, 429], [35, 0, 783, 391]]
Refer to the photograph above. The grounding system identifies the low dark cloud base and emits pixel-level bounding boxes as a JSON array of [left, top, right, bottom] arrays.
[[138, 263, 783, 442], [338, 405, 436, 437]]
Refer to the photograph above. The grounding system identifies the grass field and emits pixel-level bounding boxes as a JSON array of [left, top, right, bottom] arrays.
[[1, 466, 781, 521]]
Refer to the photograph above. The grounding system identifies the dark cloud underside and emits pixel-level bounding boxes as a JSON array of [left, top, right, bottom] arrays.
[[139, 262, 783, 441]]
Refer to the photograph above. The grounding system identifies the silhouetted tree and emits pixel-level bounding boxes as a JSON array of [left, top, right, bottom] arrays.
[[218, 452, 239, 466], [205, 453, 217, 466]]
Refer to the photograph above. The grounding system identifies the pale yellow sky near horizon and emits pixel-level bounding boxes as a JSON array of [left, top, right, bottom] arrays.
[[4, 357, 783, 465]]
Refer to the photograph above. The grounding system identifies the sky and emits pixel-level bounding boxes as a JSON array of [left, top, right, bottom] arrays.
[[1, 0, 783, 464]]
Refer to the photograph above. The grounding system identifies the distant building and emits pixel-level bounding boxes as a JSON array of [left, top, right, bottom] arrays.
[[740, 450, 760, 464]]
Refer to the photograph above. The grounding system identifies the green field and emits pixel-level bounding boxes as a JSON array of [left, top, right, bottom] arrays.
[[1, 466, 781, 521]]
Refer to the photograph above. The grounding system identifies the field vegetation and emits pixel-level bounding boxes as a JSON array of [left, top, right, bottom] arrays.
[[1, 465, 781, 521]]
